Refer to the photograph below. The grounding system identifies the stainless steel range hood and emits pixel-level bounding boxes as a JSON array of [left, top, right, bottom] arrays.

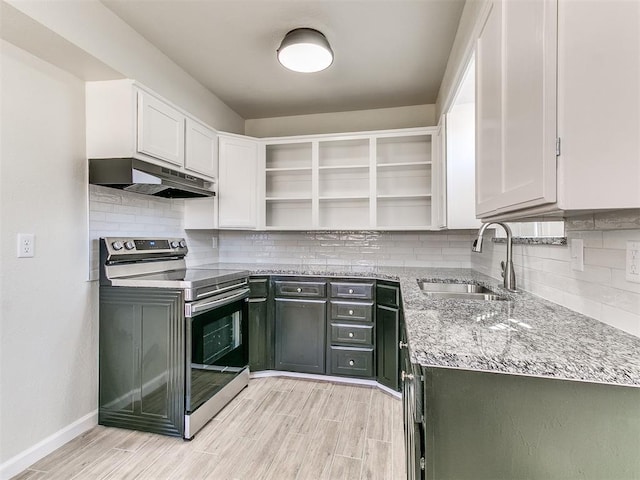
[[89, 158, 215, 198]]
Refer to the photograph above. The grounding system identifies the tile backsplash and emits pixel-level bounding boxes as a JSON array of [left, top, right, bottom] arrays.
[[216, 230, 477, 269], [472, 210, 640, 337], [88, 187, 639, 338], [88, 185, 218, 279]]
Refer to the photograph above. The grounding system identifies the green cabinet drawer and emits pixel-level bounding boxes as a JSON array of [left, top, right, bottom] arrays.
[[330, 301, 373, 322], [330, 323, 374, 346], [330, 282, 374, 300], [330, 347, 374, 378], [274, 281, 326, 298]]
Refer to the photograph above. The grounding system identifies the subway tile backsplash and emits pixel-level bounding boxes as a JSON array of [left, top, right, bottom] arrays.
[[88, 185, 218, 279], [216, 230, 477, 268], [472, 211, 640, 337], [88, 187, 639, 338]]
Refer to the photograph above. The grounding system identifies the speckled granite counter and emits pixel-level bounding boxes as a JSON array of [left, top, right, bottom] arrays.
[[202, 263, 640, 388]]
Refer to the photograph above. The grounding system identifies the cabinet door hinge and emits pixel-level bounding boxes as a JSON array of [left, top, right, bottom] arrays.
[[556, 137, 561, 156]]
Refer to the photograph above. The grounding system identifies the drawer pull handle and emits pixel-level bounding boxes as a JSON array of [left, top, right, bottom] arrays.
[[348, 289, 354, 294], [348, 332, 354, 338], [349, 360, 355, 366], [296, 287, 302, 293], [348, 310, 354, 315]]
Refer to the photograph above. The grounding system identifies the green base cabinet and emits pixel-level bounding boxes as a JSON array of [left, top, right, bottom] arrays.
[[248, 277, 272, 372], [376, 282, 401, 391]]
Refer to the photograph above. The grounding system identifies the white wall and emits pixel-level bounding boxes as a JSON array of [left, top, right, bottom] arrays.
[[472, 210, 640, 337], [436, 0, 489, 117], [245, 104, 436, 137], [446, 102, 481, 230], [0, 41, 96, 473], [5, 0, 244, 134]]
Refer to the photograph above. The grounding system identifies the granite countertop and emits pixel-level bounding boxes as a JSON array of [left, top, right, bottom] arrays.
[[206, 262, 640, 388]]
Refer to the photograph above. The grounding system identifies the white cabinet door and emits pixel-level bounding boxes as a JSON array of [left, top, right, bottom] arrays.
[[476, 0, 557, 217], [218, 135, 258, 229], [185, 118, 218, 179], [137, 90, 185, 166]]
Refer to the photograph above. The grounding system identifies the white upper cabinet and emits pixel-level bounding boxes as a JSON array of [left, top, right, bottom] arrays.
[[185, 118, 218, 178], [476, 0, 640, 221], [476, 0, 557, 218], [137, 90, 185, 166], [218, 134, 260, 229], [86, 79, 218, 181]]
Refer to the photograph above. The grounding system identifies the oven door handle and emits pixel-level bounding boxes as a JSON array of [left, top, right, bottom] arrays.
[[186, 288, 250, 317]]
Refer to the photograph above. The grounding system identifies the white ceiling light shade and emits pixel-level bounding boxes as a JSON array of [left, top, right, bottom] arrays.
[[277, 28, 334, 73]]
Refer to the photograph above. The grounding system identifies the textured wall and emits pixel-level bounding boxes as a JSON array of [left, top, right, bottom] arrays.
[[472, 210, 640, 337], [217, 230, 476, 269]]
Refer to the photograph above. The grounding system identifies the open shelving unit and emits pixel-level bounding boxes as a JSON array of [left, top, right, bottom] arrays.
[[262, 128, 439, 230]]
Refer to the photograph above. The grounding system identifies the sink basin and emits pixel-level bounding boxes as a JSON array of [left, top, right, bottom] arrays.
[[417, 280, 506, 301]]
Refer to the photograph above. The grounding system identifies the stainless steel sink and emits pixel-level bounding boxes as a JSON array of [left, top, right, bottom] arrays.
[[417, 280, 506, 301]]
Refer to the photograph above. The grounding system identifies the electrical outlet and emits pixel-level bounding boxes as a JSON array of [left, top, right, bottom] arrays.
[[570, 239, 584, 271], [17, 233, 35, 258], [626, 241, 640, 283]]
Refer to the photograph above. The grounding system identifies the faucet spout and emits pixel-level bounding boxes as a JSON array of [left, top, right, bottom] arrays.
[[472, 222, 517, 292]]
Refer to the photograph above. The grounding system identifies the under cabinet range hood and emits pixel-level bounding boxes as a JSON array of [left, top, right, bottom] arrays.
[[89, 158, 215, 198]]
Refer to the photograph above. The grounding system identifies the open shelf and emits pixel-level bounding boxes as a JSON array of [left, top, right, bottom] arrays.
[[377, 135, 431, 165], [266, 169, 312, 199], [377, 161, 431, 168], [319, 198, 370, 229], [319, 166, 369, 198], [377, 163, 432, 197], [266, 198, 312, 228], [319, 138, 369, 168], [377, 197, 432, 228], [266, 142, 312, 169]]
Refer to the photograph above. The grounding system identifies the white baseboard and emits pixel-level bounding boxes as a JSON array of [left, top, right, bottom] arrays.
[[250, 370, 401, 399], [0, 410, 98, 480]]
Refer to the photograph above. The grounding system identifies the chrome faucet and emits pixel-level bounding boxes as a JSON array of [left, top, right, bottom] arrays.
[[472, 222, 517, 292]]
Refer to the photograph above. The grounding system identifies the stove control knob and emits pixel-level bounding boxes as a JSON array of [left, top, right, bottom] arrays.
[[170, 241, 179, 248], [124, 241, 135, 250], [179, 240, 186, 248], [111, 241, 123, 251]]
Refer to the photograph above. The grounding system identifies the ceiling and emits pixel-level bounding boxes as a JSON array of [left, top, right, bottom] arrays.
[[101, 0, 465, 120]]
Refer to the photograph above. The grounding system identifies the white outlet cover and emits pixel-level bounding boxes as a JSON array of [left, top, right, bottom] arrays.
[[626, 241, 640, 283], [17, 233, 35, 258], [570, 239, 584, 272]]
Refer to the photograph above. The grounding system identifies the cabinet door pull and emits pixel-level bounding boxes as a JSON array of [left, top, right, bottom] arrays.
[[401, 370, 414, 382], [399, 341, 408, 349], [349, 359, 355, 366]]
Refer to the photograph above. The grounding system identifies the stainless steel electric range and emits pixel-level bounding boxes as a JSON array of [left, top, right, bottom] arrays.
[[98, 237, 250, 439]]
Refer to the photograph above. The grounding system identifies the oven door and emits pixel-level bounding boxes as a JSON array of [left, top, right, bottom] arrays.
[[184, 287, 249, 438]]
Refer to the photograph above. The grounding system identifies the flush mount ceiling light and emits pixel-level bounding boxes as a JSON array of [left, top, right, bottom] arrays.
[[277, 28, 334, 73]]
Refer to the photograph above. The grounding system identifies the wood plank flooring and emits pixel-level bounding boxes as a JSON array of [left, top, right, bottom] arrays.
[[12, 376, 406, 480]]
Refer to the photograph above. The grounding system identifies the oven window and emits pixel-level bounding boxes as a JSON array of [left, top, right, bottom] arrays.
[[188, 299, 248, 413]]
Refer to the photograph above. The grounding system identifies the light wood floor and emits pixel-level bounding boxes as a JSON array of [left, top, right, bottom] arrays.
[[13, 376, 406, 480]]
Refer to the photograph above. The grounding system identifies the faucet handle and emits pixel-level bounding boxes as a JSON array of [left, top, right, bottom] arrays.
[[500, 260, 506, 278]]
